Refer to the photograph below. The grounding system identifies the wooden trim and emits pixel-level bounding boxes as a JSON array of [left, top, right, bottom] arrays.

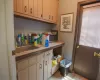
[[60, 12, 74, 33], [72, 0, 100, 72], [83, 2, 100, 8]]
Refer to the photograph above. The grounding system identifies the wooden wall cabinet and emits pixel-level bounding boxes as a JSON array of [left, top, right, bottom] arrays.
[[33, 0, 38, 17], [28, 0, 34, 16], [14, 0, 17, 12], [16, 0, 23, 13], [14, 0, 58, 24], [43, 0, 51, 21], [51, 0, 58, 23], [37, 0, 43, 18], [23, 0, 29, 14]]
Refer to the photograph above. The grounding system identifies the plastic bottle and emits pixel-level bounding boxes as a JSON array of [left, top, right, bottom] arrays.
[[21, 33, 25, 46], [34, 35, 37, 46], [28, 33, 32, 44], [45, 34, 49, 47], [18, 34, 21, 47], [24, 34, 28, 45], [45, 39, 49, 47]]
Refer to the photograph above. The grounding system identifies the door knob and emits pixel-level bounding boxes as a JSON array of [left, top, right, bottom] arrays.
[[77, 46, 79, 48], [94, 52, 100, 58]]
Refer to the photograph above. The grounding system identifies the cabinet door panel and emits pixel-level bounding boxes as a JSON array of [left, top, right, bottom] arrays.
[[16, 0, 23, 13], [44, 53, 48, 80], [37, 62, 43, 80], [29, 0, 34, 16], [51, 0, 58, 23], [48, 52, 53, 78], [29, 64, 37, 80], [43, 0, 50, 20], [23, 0, 29, 14], [14, 0, 17, 12], [34, 0, 38, 17], [17, 59, 28, 71], [18, 68, 28, 80], [38, 0, 43, 18], [53, 0, 58, 23]]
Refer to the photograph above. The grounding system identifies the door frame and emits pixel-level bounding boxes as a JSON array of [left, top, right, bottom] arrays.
[[72, 0, 100, 71]]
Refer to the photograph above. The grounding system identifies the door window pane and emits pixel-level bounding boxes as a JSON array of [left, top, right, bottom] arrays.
[[79, 6, 100, 48]]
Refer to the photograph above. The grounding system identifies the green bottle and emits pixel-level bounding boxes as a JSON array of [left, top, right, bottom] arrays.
[[21, 33, 25, 46]]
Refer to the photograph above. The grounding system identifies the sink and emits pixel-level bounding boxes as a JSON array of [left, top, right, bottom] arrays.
[[15, 45, 39, 53]]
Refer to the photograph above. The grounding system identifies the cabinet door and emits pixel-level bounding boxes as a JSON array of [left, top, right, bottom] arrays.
[[16, 0, 23, 13], [29, 0, 34, 16], [33, 0, 38, 17], [37, 0, 43, 18], [44, 53, 48, 80], [43, 0, 51, 20], [51, 0, 58, 23], [29, 64, 37, 80], [37, 62, 43, 80], [23, 0, 29, 14], [14, 0, 17, 12], [18, 68, 28, 80], [48, 52, 53, 78]]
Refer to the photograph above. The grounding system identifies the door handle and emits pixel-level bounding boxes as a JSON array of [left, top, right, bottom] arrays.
[[77, 46, 80, 48], [94, 52, 100, 58]]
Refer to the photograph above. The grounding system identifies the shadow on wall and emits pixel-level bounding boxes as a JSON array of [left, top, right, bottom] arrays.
[[14, 17, 55, 35]]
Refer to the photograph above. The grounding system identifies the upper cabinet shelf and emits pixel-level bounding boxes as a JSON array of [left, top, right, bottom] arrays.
[[14, 0, 58, 24]]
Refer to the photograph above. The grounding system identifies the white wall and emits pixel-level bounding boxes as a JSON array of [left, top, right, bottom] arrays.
[[58, 0, 85, 60], [5, 0, 16, 80], [0, 0, 11, 80], [0, 0, 16, 80]]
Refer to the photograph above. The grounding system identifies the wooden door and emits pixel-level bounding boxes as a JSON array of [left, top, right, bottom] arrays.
[[74, 3, 100, 80], [14, 0, 17, 12], [29, 0, 34, 16], [23, 0, 29, 14], [18, 68, 28, 80], [16, 0, 23, 13], [29, 64, 37, 80], [44, 52, 48, 80], [33, 0, 38, 17], [43, 0, 50, 21], [37, 62, 43, 80], [37, 0, 43, 19]]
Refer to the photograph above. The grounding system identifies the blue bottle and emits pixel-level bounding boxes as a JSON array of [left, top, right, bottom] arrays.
[[45, 39, 49, 47]]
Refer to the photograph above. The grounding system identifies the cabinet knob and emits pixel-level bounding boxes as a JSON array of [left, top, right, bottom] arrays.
[[41, 14, 43, 17], [24, 6, 27, 12], [30, 8, 32, 14]]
